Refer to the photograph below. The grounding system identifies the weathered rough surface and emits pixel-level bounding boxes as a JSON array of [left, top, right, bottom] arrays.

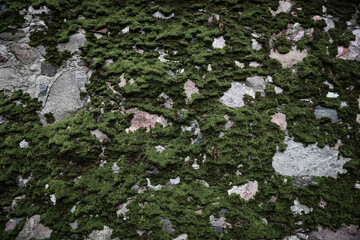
[[336, 29, 360, 61], [270, 46, 308, 68], [227, 181, 258, 201], [40, 62, 57, 77], [269, 0, 292, 17], [212, 36, 226, 49], [11, 44, 37, 64], [314, 106, 339, 123], [173, 234, 188, 240], [161, 218, 175, 233], [125, 108, 169, 133], [272, 137, 351, 178], [0, 44, 8, 62], [251, 39, 262, 50], [184, 79, 199, 104], [16, 215, 52, 240], [86, 226, 119, 240], [39, 70, 88, 123], [308, 224, 360, 240], [57, 31, 87, 54], [291, 198, 313, 215], [271, 113, 287, 131], [90, 129, 110, 142], [153, 11, 174, 19]]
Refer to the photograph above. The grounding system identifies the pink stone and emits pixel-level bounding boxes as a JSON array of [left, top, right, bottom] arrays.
[[94, 28, 109, 34], [313, 15, 323, 21], [270, 196, 277, 202], [293, 30, 305, 42], [272, 29, 286, 37], [184, 80, 199, 104], [336, 46, 350, 60], [227, 181, 258, 201], [5, 220, 16, 231], [271, 113, 287, 131], [125, 108, 169, 133]]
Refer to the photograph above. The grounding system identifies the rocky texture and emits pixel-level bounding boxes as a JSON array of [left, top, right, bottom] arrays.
[[86, 226, 119, 240], [308, 224, 360, 240], [336, 29, 360, 61], [40, 62, 57, 77], [57, 30, 87, 54], [173, 234, 188, 240], [90, 129, 110, 142], [125, 108, 169, 133], [291, 198, 313, 215], [271, 113, 287, 131], [270, 46, 308, 68], [153, 11, 174, 19], [16, 215, 52, 240], [39, 70, 88, 123], [161, 218, 175, 233], [269, 0, 292, 17], [184, 79, 199, 104], [251, 39, 262, 50], [11, 44, 37, 64], [212, 36, 226, 49], [272, 137, 351, 178], [314, 106, 339, 123], [220, 76, 266, 108], [227, 181, 258, 201], [19, 139, 29, 148], [0, 44, 8, 62]]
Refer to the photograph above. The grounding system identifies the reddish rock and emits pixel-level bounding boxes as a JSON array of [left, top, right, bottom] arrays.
[[271, 113, 287, 131], [308, 224, 360, 240], [5, 220, 16, 231], [125, 108, 169, 133], [11, 44, 37, 64], [94, 28, 109, 34]]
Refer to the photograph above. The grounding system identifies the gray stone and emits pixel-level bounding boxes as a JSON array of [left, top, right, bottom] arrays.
[[0, 116, 6, 125], [292, 176, 317, 187], [112, 163, 120, 175], [86, 226, 119, 240], [38, 45, 47, 56], [161, 218, 175, 233], [246, 76, 266, 96], [38, 84, 48, 98], [0, 32, 14, 41], [41, 62, 57, 77], [11, 44, 37, 64], [308, 224, 360, 240], [0, 45, 8, 62], [212, 36, 226, 49], [69, 220, 78, 230], [90, 129, 109, 142], [272, 137, 351, 178], [19, 139, 29, 148], [314, 106, 339, 123], [169, 69, 176, 77], [153, 11, 174, 19], [16, 215, 52, 240], [57, 32, 87, 54], [14, 30, 26, 40], [40, 70, 88, 123], [291, 198, 313, 215]]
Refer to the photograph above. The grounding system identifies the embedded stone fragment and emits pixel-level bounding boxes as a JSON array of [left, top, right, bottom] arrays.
[[161, 218, 175, 233], [90, 129, 109, 143], [336, 29, 360, 61], [125, 108, 169, 133], [57, 31, 87, 54], [173, 234, 188, 240], [291, 198, 313, 215], [314, 106, 339, 123], [86, 226, 119, 240], [269, 46, 307, 68], [220, 82, 255, 108], [0, 45, 8, 62], [153, 11, 174, 19], [11, 44, 37, 64], [269, 0, 292, 17], [19, 139, 29, 148], [271, 113, 287, 131], [184, 79, 199, 104], [251, 39, 262, 50], [227, 181, 258, 201], [272, 137, 351, 178], [308, 224, 360, 240], [212, 36, 226, 49], [40, 62, 57, 77], [16, 215, 52, 240]]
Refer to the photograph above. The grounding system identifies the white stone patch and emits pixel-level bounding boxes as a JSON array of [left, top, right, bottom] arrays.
[[357, 114, 360, 124], [271, 113, 287, 131], [323, 81, 334, 89], [212, 36, 226, 49], [227, 181, 258, 201], [112, 163, 120, 174], [116, 199, 131, 220], [269, 0, 293, 17], [121, 26, 130, 34], [207, 64, 212, 71], [70, 205, 76, 213], [57, 30, 87, 54], [19, 139, 29, 148], [251, 39, 262, 50], [158, 92, 173, 109], [355, 182, 360, 189], [192, 159, 200, 170], [326, 92, 339, 98], [94, 33, 103, 39], [90, 129, 109, 143], [153, 11, 174, 19], [219, 82, 255, 108], [274, 86, 283, 94], [269, 46, 308, 68], [249, 61, 261, 68], [290, 198, 313, 215], [146, 178, 163, 191], [272, 136, 351, 178], [86, 226, 118, 240], [50, 194, 56, 205], [323, 17, 335, 32], [235, 61, 244, 68], [155, 145, 167, 152], [173, 234, 188, 240], [170, 176, 180, 185], [184, 79, 199, 104]]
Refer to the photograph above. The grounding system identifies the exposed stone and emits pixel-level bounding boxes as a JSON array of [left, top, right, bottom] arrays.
[[125, 108, 169, 133], [272, 137, 351, 178], [251, 39, 262, 50], [155, 145, 167, 152], [209, 215, 232, 235], [170, 176, 180, 185], [40, 70, 88, 123], [291, 198, 313, 215], [246, 76, 266, 96], [323, 17, 335, 32], [41, 62, 57, 77], [69, 220, 78, 230], [16, 215, 52, 240], [94, 29, 109, 35], [38, 84, 48, 98], [227, 181, 258, 201], [235, 61, 244, 68], [249, 61, 261, 67], [153, 11, 174, 19], [284, 236, 301, 240], [184, 79, 199, 104], [112, 163, 120, 174], [5, 219, 16, 231], [314, 106, 339, 123], [86, 226, 119, 240], [0, 32, 14, 41], [269, 0, 292, 17], [292, 176, 317, 187], [161, 218, 175, 233], [38, 45, 47, 56], [19, 139, 29, 148], [121, 26, 130, 34], [50, 194, 56, 205], [90, 129, 109, 143], [220, 82, 255, 108], [0, 45, 8, 62], [356, 114, 360, 124], [0, 116, 6, 125], [158, 92, 173, 109], [271, 113, 287, 131], [116, 199, 131, 220], [308, 224, 360, 240], [270, 46, 307, 68], [173, 234, 188, 240], [57, 31, 87, 54], [146, 178, 163, 191], [212, 36, 226, 49], [336, 29, 360, 61], [274, 86, 283, 94], [11, 44, 37, 64]]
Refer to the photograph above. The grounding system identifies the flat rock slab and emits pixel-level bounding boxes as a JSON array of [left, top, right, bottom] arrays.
[[16, 215, 52, 240], [41, 62, 57, 77], [227, 181, 258, 201], [86, 226, 119, 240], [11, 44, 38, 64], [40, 70, 87, 122], [308, 224, 360, 240], [269, 46, 307, 68], [57, 32, 87, 54], [272, 137, 351, 178], [314, 106, 339, 123]]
